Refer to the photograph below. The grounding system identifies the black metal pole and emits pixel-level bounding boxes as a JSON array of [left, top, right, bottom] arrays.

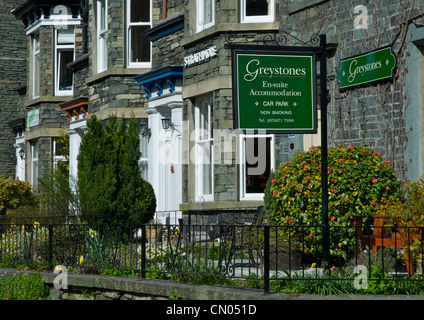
[[263, 225, 270, 293], [48, 224, 53, 271], [320, 34, 330, 266], [141, 224, 146, 279]]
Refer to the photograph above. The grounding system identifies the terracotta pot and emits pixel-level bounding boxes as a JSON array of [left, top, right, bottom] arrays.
[[268, 243, 300, 269]]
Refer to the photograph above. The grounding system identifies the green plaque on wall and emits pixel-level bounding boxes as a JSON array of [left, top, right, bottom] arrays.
[[232, 50, 317, 133], [337, 46, 396, 90]]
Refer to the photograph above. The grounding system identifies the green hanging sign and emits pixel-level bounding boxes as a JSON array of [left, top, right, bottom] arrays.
[[337, 46, 396, 90], [232, 50, 317, 133]]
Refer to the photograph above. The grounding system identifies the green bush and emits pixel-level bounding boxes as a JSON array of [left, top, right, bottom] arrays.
[[0, 273, 50, 300], [0, 176, 40, 219], [264, 145, 400, 261], [139, 179, 156, 220], [77, 115, 156, 227]]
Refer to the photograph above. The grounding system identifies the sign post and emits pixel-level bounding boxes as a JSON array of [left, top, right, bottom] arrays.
[[319, 34, 330, 266], [229, 35, 330, 266]]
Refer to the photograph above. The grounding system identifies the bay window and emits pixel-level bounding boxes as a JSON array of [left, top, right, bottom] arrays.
[[240, 0, 274, 23], [32, 33, 40, 98], [239, 133, 274, 200], [196, 0, 214, 33], [194, 96, 213, 201], [31, 140, 39, 188], [126, 0, 152, 67], [97, 0, 108, 73], [55, 28, 74, 96]]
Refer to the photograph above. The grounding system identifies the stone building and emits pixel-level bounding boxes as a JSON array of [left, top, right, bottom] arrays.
[[11, 0, 151, 191], [1, 1, 27, 178], [7, 0, 424, 219]]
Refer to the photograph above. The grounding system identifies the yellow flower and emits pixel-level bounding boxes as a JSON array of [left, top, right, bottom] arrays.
[[54, 265, 63, 272], [33, 221, 40, 229], [311, 263, 316, 268], [78, 256, 84, 265], [88, 229, 97, 238]]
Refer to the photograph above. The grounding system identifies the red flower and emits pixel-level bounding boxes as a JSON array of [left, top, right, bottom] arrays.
[[309, 232, 315, 237], [331, 216, 335, 221], [372, 178, 378, 183], [344, 196, 349, 202]]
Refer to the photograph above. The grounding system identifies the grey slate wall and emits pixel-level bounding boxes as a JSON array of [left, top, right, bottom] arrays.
[[0, 1, 27, 177]]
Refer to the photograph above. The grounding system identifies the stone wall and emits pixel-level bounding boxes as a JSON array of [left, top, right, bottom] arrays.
[[0, 1, 27, 177], [283, 0, 424, 182], [88, 76, 145, 114]]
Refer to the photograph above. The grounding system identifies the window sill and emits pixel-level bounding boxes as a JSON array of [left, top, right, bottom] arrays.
[[180, 200, 264, 211], [86, 67, 152, 85], [23, 95, 73, 108], [181, 22, 279, 47]]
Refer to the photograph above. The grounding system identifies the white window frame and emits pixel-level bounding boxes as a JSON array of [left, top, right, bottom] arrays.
[[194, 95, 214, 202], [240, 0, 275, 23], [54, 28, 75, 96], [97, 0, 108, 73], [139, 122, 149, 180], [126, 0, 152, 68], [196, 0, 214, 33], [53, 138, 68, 171], [32, 33, 40, 99], [31, 141, 39, 188], [239, 133, 274, 200]]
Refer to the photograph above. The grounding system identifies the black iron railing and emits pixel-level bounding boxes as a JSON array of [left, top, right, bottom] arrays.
[[1, 210, 424, 293]]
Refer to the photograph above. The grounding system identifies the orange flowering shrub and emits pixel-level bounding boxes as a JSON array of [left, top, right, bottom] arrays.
[[0, 176, 39, 218], [264, 145, 400, 261], [377, 177, 424, 265]]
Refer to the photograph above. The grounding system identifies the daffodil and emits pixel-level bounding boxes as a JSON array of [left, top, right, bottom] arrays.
[[88, 228, 97, 238]]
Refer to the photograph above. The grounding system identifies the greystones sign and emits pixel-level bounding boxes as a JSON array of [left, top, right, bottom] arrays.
[[232, 49, 317, 133], [337, 46, 396, 90]]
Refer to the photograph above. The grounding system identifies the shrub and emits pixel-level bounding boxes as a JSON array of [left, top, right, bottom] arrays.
[[0, 273, 50, 300], [376, 175, 424, 266], [377, 176, 424, 226], [78, 115, 156, 228], [139, 179, 156, 221], [0, 176, 40, 219], [264, 145, 400, 261]]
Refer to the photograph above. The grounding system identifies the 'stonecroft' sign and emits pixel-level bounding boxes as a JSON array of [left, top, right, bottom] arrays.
[[233, 50, 317, 133], [337, 46, 396, 90], [184, 46, 217, 67]]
